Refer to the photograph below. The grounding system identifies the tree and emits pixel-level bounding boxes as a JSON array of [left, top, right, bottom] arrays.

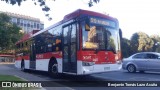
[[1, 0, 100, 20], [130, 33, 139, 53], [150, 35, 160, 52], [121, 38, 132, 58], [130, 32, 154, 53], [0, 13, 23, 54], [2, 0, 100, 6]]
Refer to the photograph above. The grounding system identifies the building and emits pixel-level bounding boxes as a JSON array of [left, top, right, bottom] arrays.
[[0, 11, 44, 33], [0, 54, 15, 63]]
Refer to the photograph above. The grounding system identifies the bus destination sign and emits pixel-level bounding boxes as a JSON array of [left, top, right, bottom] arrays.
[[90, 17, 116, 28]]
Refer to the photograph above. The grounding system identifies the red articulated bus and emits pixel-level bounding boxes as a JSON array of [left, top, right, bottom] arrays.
[[15, 9, 122, 76]]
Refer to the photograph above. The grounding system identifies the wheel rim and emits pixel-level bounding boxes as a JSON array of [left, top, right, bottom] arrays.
[[51, 64, 58, 73], [128, 65, 135, 72]]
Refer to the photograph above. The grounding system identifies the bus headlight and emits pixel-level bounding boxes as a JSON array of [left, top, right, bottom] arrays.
[[82, 61, 95, 66], [115, 55, 118, 60]]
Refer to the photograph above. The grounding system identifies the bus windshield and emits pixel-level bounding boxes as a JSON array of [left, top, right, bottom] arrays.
[[82, 18, 120, 53]]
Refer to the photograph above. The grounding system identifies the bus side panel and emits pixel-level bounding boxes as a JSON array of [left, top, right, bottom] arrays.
[[36, 59, 49, 71], [57, 58, 62, 73], [15, 58, 63, 73], [25, 60, 29, 69], [35, 58, 62, 72], [77, 61, 83, 75], [15, 59, 29, 69], [15, 60, 21, 69]]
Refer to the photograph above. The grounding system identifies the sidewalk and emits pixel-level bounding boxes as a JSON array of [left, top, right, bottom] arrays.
[[0, 62, 14, 64], [0, 64, 72, 90]]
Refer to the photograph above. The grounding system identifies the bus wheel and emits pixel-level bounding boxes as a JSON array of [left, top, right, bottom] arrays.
[[49, 62, 58, 77], [21, 60, 26, 72]]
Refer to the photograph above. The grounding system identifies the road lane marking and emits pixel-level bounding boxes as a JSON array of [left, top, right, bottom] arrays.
[[14, 75, 75, 90], [14, 75, 46, 90], [14, 75, 28, 81]]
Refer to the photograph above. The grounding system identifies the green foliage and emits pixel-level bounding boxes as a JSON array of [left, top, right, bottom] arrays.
[[130, 32, 154, 52], [0, 13, 10, 22], [1, 0, 100, 21], [130, 33, 139, 53], [121, 38, 132, 58], [150, 35, 160, 52], [88, 0, 100, 7], [138, 32, 154, 51], [0, 13, 23, 53], [0, 75, 24, 81], [2, 0, 53, 20], [121, 32, 160, 58], [156, 47, 160, 53]]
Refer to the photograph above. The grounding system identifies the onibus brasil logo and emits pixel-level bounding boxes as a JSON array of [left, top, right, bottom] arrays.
[[1, 82, 42, 88]]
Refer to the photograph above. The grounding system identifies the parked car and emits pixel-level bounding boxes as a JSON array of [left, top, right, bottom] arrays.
[[122, 52, 160, 73]]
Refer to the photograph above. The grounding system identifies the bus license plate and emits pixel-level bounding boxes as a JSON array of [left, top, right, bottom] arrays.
[[104, 67, 110, 70]]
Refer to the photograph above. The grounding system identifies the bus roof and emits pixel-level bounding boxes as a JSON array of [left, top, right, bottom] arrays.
[[16, 9, 118, 44], [63, 9, 117, 22]]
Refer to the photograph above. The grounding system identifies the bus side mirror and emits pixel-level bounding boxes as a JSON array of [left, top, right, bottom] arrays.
[[119, 28, 122, 39]]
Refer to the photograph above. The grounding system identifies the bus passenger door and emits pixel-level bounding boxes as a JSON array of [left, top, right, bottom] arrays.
[[62, 23, 77, 73], [29, 40, 36, 69]]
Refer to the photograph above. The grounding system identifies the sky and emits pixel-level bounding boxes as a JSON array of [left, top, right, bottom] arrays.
[[0, 0, 160, 39]]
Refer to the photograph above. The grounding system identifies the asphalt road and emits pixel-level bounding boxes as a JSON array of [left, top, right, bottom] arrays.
[[0, 64, 160, 90]]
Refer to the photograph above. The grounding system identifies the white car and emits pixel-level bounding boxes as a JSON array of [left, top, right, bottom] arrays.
[[122, 52, 160, 73]]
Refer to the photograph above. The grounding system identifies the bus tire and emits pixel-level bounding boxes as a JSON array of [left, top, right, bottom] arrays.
[[48, 61, 58, 77], [21, 60, 26, 72]]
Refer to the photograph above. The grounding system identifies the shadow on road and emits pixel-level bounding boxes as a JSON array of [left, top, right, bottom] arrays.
[[23, 70, 112, 87], [25, 69, 108, 81], [122, 70, 160, 76]]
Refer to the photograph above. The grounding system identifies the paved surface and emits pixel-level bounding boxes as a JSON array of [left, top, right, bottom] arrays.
[[0, 64, 160, 90], [92, 70, 160, 81]]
